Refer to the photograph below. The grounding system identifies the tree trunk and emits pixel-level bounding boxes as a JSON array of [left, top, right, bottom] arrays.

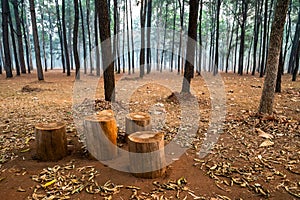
[[292, 40, 300, 81], [226, 21, 234, 73], [259, 0, 290, 114], [35, 122, 67, 161], [259, 0, 268, 77], [129, 0, 135, 73], [83, 113, 118, 160], [284, 1, 292, 72], [29, 0, 44, 80], [1, 0, 13, 78], [246, 37, 253, 74], [62, 0, 71, 76], [139, 0, 147, 78], [288, 8, 300, 74], [160, 3, 169, 72], [48, 9, 54, 70], [74, 0, 80, 80], [177, 0, 185, 75], [238, 0, 248, 76], [146, 0, 152, 74], [181, 0, 199, 93], [95, 0, 101, 76], [275, 43, 284, 93], [87, 0, 93, 74], [252, 0, 261, 75], [8, 11, 21, 76], [79, 0, 87, 74], [67, 0, 74, 71], [214, 0, 221, 76], [113, 0, 119, 74], [39, 2, 48, 72], [128, 131, 166, 178], [98, 0, 115, 102], [55, 0, 66, 73], [171, 1, 177, 73], [13, 0, 26, 74], [126, 0, 131, 75], [198, 0, 203, 75], [21, 0, 31, 73]]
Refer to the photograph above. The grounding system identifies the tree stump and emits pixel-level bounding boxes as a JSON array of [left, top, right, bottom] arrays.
[[125, 112, 151, 141], [35, 122, 67, 161], [83, 112, 118, 161], [128, 131, 166, 178]]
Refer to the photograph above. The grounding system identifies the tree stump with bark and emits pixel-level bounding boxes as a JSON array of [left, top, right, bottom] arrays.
[[83, 112, 118, 161], [125, 112, 151, 141], [128, 131, 166, 178], [35, 122, 67, 161]]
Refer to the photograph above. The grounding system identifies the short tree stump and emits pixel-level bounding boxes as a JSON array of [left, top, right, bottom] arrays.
[[35, 122, 67, 161], [125, 112, 151, 141], [128, 131, 166, 178]]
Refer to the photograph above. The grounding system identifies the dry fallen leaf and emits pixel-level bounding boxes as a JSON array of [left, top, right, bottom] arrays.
[[259, 140, 274, 147]]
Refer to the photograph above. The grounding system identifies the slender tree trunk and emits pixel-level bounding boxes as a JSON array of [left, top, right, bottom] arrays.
[[79, 0, 87, 74], [181, 0, 199, 93], [13, 0, 26, 74], [246, 37, 253, 74], [284, 1, 292, 72], [139, 0, 147, 78], [177, 0, 185, 75], [55, 0, 65, 73], [226, 21, 234, 73], [288, 8, 300, 74], [198, 0, 203, 75], [113, 0, 119, 73], [252, 0, 261, 75], [98, 0, 115, 101], [29, 0, 44, 80], [126, 0, 131, 75], [48, 9, 54, 70], [160, 2, 169, 71], [95, 0, 100, 76], [171, 1, 177, 73], [276, 42, 284, 93], [67, 0, 74, 70], [40, 2, 48, 72], [2, 0, 13, 78], [292, 40, 300, 81], [129, 0, 135, 73], [259, 0, 289, 114], [22, 1, 32, 73], [214, 0, 221, 76], [87, 0, 93, 74], [62, 0, 71, 76], [9, 9, 20, 76], [238, 0, 248, 76], [259, 0, 268, 77], [74, 0, 80, 79], [122, 6, 126, 73], [146, 0, 152, 74]]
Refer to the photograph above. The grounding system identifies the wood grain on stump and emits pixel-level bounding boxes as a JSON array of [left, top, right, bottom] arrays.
[[35, 122, 67, 161], [128, 131, 166, 179], [84, 112, 118, 161], [125, 112, 151, 141]]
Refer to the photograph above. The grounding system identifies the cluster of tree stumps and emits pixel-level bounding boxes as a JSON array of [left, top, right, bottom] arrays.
[[34, 110, 166, 179]]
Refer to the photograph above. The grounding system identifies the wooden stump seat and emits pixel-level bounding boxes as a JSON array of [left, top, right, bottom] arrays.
[[125, 112, 151, 141], [128, 131, 166, 178], [35, 122, 67, 161]]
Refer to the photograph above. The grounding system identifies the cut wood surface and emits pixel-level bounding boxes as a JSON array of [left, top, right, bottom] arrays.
[[35, 122, 67, 161], [125, 112, 151, 140], [84, 112, 118, 161], [128, 131, 166, 179]]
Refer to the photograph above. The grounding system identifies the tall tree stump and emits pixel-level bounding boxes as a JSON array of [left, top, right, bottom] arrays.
[[128, 131, 166, 179], [35, 122, 67, 161], [125, 112, 151, 141], [83, 112, 118, 161]]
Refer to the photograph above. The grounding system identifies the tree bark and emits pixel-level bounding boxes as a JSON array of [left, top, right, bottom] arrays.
[[74, 0, 80, 80], [146, 0, 152, 74], [55, 0, 66, 73], [125, 0, 131, 74], [29, 0, 44, 80], [87, 0, 93, 74], [292, 40, 300, 81], [259, 0, 268, 78], [95, 0, 101, 76], [13, 0, 26, 74], [288, 8, 300, 74], [214, 0, 221, 76], [98, 0, 115, 102], [128, 131, 166, 178], [259, 0, 290, 114], [252, 0, 261, 75], [129, 0, 135, 73], [35, 122, 67, 161], [177, 0, 185, 75], [125, 112, 152, 140], [275, 43, 284, 93], [62, 0, 71, 76], [2, 0, 13, 78], [83, 113, 118, 160], [238, 0, 248, 76], [181, 0, 199, 93], [140, 0, 147, 78], [79, 0, 87, 74]]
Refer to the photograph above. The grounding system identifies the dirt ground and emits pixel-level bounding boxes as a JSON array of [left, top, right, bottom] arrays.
[[0, 70, 299, 200]]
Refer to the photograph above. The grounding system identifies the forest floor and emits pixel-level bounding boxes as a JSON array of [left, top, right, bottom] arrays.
[[0, 70, 299, 200]]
